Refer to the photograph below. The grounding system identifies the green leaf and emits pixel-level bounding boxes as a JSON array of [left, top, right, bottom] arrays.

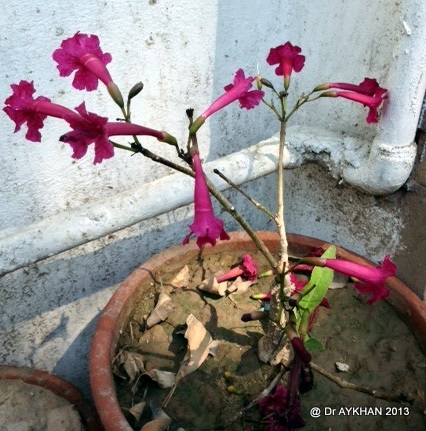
[[296, 246, 336, 335], [304, 335, 325, 351], [298, 245, 336, 313]]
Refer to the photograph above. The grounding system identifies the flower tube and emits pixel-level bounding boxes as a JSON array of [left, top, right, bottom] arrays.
[[302, 255, 396, 304], [3, 80, 81, 142], [53, 32, 124, 107], [61, 102, 176, 164], [189, 69, 264, 135], [183, 149, 230, 248]]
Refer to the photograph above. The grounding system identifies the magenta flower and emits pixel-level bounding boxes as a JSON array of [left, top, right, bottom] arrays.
[[266, 41, 305, 89], [3, 80, 80, 142], [189, 69, 264, 134], [183, 149, 230, 248], [53, 32, 123, 107], [62, 102, 175, 164], [303, 255, 396, 304], [216, 253, 259, 283], [258, 384, 305, 431], [320, 78, 388, 124], [315, 77, 383, 96]]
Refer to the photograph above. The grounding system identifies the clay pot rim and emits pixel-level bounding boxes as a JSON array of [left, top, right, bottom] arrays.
[[0, 365, 102, 431], [89, 230, 426, 431]]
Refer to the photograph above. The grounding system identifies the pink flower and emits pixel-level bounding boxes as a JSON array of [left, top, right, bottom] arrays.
[[258, 384, 305, 431], [216, 254, 259, 283], [53, 32, 123, 106], [325, 256, 395, 304], [183, 149, 230, 248], [266, 42, 305, 89], [3, 80, 80, 142], [320, 78, 388, 124], [62, 102, 174, 164], [289, 336, 312, 364], [189, 69, 264, 134], [315, 77, 383, 95], [303, 255, 396, 304]]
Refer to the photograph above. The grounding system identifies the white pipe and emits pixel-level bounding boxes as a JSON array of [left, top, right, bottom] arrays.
[[0, 124, 418, 276]]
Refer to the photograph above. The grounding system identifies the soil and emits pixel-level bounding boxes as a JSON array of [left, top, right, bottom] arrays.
[[0, 379, 85, 431], [113, 248, 426, 431]]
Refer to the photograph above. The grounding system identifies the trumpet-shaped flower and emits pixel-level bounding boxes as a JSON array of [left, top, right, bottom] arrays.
[[266, 42, 305, 89], [53, 32, 123, 107], [183, 149, 230, 248], [303, 255, 396, 304], [62, 102, 174, 164], [319, 78, 388, 124], [216, 253, 259, 282], [53, 32, 113, 90], [3, 80, 80, 142], [315, 77, 384, 96], [189, 69, 264, 134]]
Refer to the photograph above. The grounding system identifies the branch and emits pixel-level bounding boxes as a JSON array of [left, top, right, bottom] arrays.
[[310, 362, 415, 405]]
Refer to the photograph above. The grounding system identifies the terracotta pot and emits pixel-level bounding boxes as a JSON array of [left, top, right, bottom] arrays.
[[89, 231, 426, 431], [0, 365, 103, 431]]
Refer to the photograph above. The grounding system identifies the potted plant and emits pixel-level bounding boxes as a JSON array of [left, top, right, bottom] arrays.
[[0, 365, 102, 430], [4, 34, 426, 430]]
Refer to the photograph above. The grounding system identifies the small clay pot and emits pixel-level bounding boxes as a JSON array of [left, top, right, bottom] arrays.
[[89, 231, 426, 431], [0, 365, 103, 430]]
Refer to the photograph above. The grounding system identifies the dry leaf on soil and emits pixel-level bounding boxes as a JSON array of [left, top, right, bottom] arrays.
[[169, 265, 190, 288], [145, 369, 176, 389], [116, 351, 146, 383], [227, 276, 256, 295], [128, 401, 146, 422], [163, 313, 220, 406], [197, 274, 227, 296], [146, 292, 175, 328], [139, 418, 172, 431]]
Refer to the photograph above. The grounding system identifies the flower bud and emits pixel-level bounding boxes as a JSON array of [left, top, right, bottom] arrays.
[[128, 81, 144, 100], [226, 386, 243, 395], [313, 83, 331, 92], [241, 310, 268, 322], [160, 131, 178, 146], [260, 78, 274, 89], [107, 82, 124, 108]]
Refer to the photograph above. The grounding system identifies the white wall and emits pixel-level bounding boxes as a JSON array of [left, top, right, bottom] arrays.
[[1, 0, 425, 398]]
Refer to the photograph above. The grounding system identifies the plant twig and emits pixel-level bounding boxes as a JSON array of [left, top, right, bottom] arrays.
[[213, 168, 276, 221], [112, 140, 279, 271], [310, 361, 415, 405]]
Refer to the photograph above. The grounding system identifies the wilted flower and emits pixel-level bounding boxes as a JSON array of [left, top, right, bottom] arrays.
[[259, 384, 305, 431], [216, 253, 259, 283]]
